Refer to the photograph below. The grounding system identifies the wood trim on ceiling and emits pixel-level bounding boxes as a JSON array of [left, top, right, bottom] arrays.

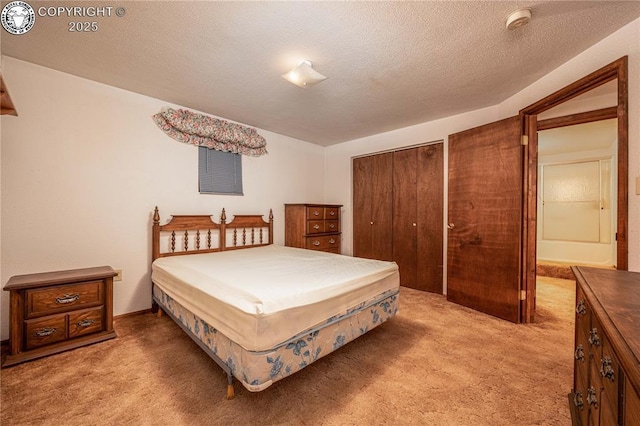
[[537, 106, 618, 131], [521, 57, 624, 116]]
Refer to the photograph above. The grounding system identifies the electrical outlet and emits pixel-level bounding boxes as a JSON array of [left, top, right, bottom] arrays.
[[114, 269, 123, 281]]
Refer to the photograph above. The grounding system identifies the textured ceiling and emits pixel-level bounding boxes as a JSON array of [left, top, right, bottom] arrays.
[[2, 1, 639, 146]]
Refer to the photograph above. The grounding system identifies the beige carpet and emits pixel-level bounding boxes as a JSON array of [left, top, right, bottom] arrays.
[[1, 278, 575, 425]]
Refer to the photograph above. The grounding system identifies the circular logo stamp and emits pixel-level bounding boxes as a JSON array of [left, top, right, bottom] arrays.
[[1, 1, 35, 35]]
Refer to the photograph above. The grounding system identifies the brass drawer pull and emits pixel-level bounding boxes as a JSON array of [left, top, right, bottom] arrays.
[[35, 327, 57, 337], [600, 357, 615, 382], [56, 293, 80, 304], [574, 345, 585, 362], [586, 387, 598, 408], [313, 224, 320, 230], [313, 210, 320, 216], [77, 319, 96, 328], [588, 328, 600, 347], [329, 211, 336, 216], [329, 239, 336, 244], [313, 241, 320, 246], [575, 299, 586, 315], [328, 224, 335, 229], [573, 391, 584, 410]]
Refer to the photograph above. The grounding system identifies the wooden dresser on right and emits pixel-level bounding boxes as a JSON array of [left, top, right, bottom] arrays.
[[570, 266, 640, 426]]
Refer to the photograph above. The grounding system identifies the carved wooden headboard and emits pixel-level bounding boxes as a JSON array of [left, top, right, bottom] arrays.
[[152, 207, 274, 261]]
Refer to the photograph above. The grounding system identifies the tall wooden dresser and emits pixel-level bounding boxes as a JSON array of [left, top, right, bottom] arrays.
[[570, 266, 640, 426], [285, 204, 342, 254], [2, 266, 117, 367]]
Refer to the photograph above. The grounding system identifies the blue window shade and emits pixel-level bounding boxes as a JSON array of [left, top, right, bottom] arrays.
[[198, 147, 243, 195]]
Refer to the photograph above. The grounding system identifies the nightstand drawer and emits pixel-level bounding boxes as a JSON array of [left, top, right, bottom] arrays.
[[26, 280, 103, 318], [69, 307, 104, 338], [25, 314, 67, 349], [306, 235, 340, 252]]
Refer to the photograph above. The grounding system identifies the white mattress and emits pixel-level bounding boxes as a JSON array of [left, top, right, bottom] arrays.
[[151, 245, 399, 351]]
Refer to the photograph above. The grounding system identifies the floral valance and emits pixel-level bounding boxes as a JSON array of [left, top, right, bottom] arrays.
[[152, 108, 267, 157]]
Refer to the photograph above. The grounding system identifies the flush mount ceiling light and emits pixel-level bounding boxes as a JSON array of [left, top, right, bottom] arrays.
[[506, 8, 532, 30], [282, 60, 327, 88]]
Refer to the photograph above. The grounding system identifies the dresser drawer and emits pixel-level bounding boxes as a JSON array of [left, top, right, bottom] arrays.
[[306, 206, 324, 220], [325, 220, 339, 233], [574, 326, 589, 386], [305, 206, 340, 220], [624, 377, 640, 425], [26, 281, 104, 318], [25, 314, 67, 349], [306, 220, 340, 235], [587, 363, 602, 425], [325, 207, 340, 220], [588, 313, 603, 357], [599, 334, 620, 417], [69, 307, 104, 338], [573, 366, 588, 426], [306, 235, 340, 252], [307, 220, 326, 234], [575, 286, 591, 339]]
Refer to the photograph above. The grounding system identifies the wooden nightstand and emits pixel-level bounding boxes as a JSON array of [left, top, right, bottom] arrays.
[[285, 204, 342, 254], [2, 266, 117, 367]]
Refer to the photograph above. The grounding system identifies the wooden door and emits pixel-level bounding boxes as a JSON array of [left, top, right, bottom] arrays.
[[353, 153, 393, 260], [392, 144, 444, 293], [417, 144, 444, 293], [447, 116, 523, 323], [393, 148, 418, 287]]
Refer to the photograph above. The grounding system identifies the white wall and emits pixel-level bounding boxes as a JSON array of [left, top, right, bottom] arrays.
[[326, 17, 640, 276], [0, 57, 325, 340]]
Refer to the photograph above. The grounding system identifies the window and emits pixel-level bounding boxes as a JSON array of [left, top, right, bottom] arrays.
[[198, 147, 243, 195]]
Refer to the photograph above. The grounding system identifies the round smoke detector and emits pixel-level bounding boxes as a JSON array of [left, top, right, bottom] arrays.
[[506, 8, 532, 30]]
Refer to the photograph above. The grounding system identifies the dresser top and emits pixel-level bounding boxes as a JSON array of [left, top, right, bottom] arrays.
[[4, 266, 116, 291], [572, 266, 640, 379], [285, 203, 343, 207]]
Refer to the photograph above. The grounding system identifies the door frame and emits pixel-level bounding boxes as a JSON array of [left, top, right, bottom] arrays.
[[519, 56, 629, 322]]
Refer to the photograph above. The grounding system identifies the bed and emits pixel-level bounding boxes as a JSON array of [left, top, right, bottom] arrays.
[[150, 207, 400, 399]]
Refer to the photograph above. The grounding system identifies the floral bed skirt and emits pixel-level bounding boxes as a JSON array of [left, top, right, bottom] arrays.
[[153, 285, 399, 392]]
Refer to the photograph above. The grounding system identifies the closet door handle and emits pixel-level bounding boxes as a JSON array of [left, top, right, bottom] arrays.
[[447, 223, 455, 229], [412, 223, 417, 227], [370, 222, 374, 225]]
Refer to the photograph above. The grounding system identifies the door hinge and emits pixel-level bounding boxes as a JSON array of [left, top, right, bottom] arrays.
[[520, 290, 527, 300], [521, 135, 529, 146]]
